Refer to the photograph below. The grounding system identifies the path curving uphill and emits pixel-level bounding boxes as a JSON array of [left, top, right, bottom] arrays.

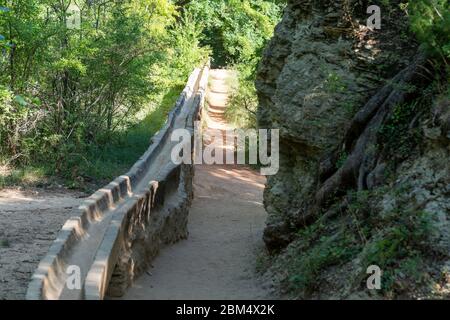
[[122, 69, 274, 300]]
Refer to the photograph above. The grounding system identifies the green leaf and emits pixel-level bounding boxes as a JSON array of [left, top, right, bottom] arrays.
[[14, 95, 28, 106]]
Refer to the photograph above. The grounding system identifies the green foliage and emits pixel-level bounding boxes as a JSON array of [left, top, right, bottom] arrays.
[[0, 165, 47, 188], [68, 84, 184, 190], [361, 208, 434, 294], [408, 0, 450, 59], [378, 83, 436, 168], [185, 0, 283, 67], [326, 71, 347, 94], [282, 183, 438, 298], [185, 0, 284, 129], [225, 71, 258, 128], [287, 227, 360, 295], [340, 184, 436, 295], [0, 0, 282, 187], [347, 187, 437, 295], [0, 0, 208, 187], [379, 101, 422, 161], [0, 85, 36, 158]]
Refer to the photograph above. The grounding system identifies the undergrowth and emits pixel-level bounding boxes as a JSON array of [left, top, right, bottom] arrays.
[[280, 185, 440, 298], [0, 84, 184, 191]]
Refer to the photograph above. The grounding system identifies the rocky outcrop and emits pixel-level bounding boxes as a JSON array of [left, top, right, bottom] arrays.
[[256, 0, 449, 298], [257, 0, 418, 249]]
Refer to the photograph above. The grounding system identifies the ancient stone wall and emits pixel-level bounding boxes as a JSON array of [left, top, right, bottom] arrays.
[[26, 62, 209, 300]]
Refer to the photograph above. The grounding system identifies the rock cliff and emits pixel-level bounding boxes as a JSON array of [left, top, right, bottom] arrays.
[[256, 0, 449, 298]]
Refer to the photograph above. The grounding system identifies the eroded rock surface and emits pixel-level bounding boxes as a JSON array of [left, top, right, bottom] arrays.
[[257, 0, 418, 250], [256, 0, 449, 298]]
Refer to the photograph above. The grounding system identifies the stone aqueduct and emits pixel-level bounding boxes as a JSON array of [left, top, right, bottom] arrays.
[[26, 63, 210, 300]]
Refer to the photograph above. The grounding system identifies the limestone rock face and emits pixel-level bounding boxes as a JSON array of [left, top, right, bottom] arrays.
[[256, 0, 418, 250], [255, 0, 450, 299]]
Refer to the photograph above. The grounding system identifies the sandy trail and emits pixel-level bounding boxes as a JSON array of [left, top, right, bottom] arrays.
[[0, 188, 84, 299], [122, 69, 273, 300]]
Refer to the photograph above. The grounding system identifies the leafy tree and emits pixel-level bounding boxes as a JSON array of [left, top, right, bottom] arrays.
[[181, 0, 284, 129], [0, 0, 208, 184], [185, 0, 283, 67], [408, 0, 450, 60]]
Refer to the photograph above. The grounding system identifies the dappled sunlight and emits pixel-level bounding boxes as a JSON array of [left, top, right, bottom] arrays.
[[0, 189, 82, 211], [208, 167, 265, 189], [123, 70, 270, 300], [0, 189, 37, 203], [0, 166, 47, 189]]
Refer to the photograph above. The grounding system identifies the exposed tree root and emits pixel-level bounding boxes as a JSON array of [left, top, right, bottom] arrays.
[[313, 53, 430, 215]]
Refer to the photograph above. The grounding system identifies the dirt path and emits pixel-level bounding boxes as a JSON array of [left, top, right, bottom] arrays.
[[124, 70, 273, 299], [0, 188, 84, 299], [122, 69, 274, 300]]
